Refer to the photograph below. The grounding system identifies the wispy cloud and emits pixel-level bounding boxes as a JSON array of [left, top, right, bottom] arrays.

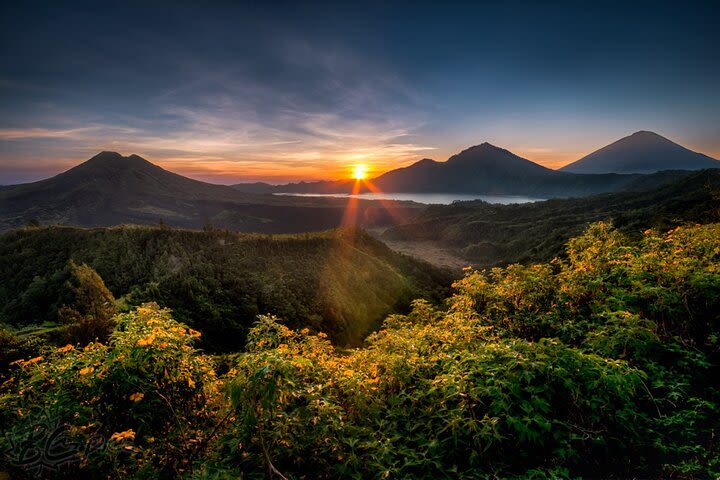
[[0, 38, 436, 183], [0, 126, 107, 140]]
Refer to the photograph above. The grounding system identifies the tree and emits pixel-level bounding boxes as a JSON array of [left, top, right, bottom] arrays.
[[58, 261, 117, 345]]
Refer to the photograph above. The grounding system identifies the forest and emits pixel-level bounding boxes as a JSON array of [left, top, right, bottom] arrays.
[[0, 226, 448, 350], [1, 222, 718, 478]]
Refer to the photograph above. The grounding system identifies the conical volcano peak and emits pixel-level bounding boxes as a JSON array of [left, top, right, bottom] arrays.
[[445, 143, 552, 174], [77, 151, 157, 173], [461, 142, 507, 153], [622, 131, 678, 146], [560, 131, 719, 174], [88, 151, 124, 162]]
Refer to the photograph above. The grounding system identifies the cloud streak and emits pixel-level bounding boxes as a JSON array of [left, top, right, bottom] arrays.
[[0, 34, 438, 183]]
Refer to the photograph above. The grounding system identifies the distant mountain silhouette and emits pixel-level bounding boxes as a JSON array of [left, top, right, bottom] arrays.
[[372, 143, 571, 195], [560, 131, 720, 174], [238, 142, 690, 197], [0, 152, 421, 232]]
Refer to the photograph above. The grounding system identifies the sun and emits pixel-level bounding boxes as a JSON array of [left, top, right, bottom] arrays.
[[351, 164, 368, 180]]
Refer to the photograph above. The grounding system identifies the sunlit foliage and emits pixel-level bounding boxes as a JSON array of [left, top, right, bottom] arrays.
[[1, 305, 218, 478], [1, 223, 719, 478]]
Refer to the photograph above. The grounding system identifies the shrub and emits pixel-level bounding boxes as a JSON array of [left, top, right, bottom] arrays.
[[0, 304, 219, 479]]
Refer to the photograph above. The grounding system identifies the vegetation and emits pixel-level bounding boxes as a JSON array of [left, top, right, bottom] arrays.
[[0, 226, 449, 349], [57, 261, 117, 345], [384, 169, 720, 266], [1, 222, 718, 478]]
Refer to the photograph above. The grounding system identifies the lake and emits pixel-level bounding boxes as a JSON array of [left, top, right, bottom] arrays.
[[274, 192, 544, 205]]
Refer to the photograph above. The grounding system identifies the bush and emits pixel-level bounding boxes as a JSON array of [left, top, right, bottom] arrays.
[[0, 304, 219, 479]]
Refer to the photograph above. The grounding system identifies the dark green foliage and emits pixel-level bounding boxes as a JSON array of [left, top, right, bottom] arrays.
[[57, 261, 117, 345], [0, 226, 449, 349], [385, 169, 720, 266], [0, 328, 47, 380]]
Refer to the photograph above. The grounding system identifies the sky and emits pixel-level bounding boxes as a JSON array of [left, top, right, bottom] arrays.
[[1, 0, 719, 184]]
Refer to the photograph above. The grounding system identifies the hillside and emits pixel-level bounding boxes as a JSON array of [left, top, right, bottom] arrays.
[[561, 130, 720, 174], [0, 226, 449, 349], [0, 152, 424, 232], [383, 169, 720, 266]]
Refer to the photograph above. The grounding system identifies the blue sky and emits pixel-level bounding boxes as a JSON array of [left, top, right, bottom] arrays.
[[1, 0, 718, 183]]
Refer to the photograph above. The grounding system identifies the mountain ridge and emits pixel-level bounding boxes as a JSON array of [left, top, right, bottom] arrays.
[[232, 132, 717, 195], [235, 140, 690, 197]]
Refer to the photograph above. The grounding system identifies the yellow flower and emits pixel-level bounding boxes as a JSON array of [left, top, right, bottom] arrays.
[[110, 429, 135, 442], [21, 356, 44, 367], [187, 377, 196, 388], [57, 344, 74, 353], [84, 342, 103, 351], [136, 334, 156, 346], [188, 328, 201, 337], [343, 369, 355, 377], [129, 392, 144, 402], [79, 366, 94, 376]]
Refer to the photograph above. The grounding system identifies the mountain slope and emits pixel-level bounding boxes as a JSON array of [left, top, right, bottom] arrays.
[[383, 169, 720, 266], [0, 152, 423, 232], [560, 131, 720, 174]]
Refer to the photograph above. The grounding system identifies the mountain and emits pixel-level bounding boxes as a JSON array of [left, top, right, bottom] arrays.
[[560, 131, 720, 174], [234, 142, 691, 198], [371, 143, 571, 195], [383, 169, 720, 266], [230, 181, 279, 193], [366, 143, 696, 197], [373, 144, 554, 192], [0, 152, 423, 232], [232, 178, 356, 194]]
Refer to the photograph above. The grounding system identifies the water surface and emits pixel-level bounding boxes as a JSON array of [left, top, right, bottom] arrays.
[[274, 192, 543, 205]]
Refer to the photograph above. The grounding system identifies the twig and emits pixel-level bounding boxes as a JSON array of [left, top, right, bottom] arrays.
[[259, 429, 288, 480]]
